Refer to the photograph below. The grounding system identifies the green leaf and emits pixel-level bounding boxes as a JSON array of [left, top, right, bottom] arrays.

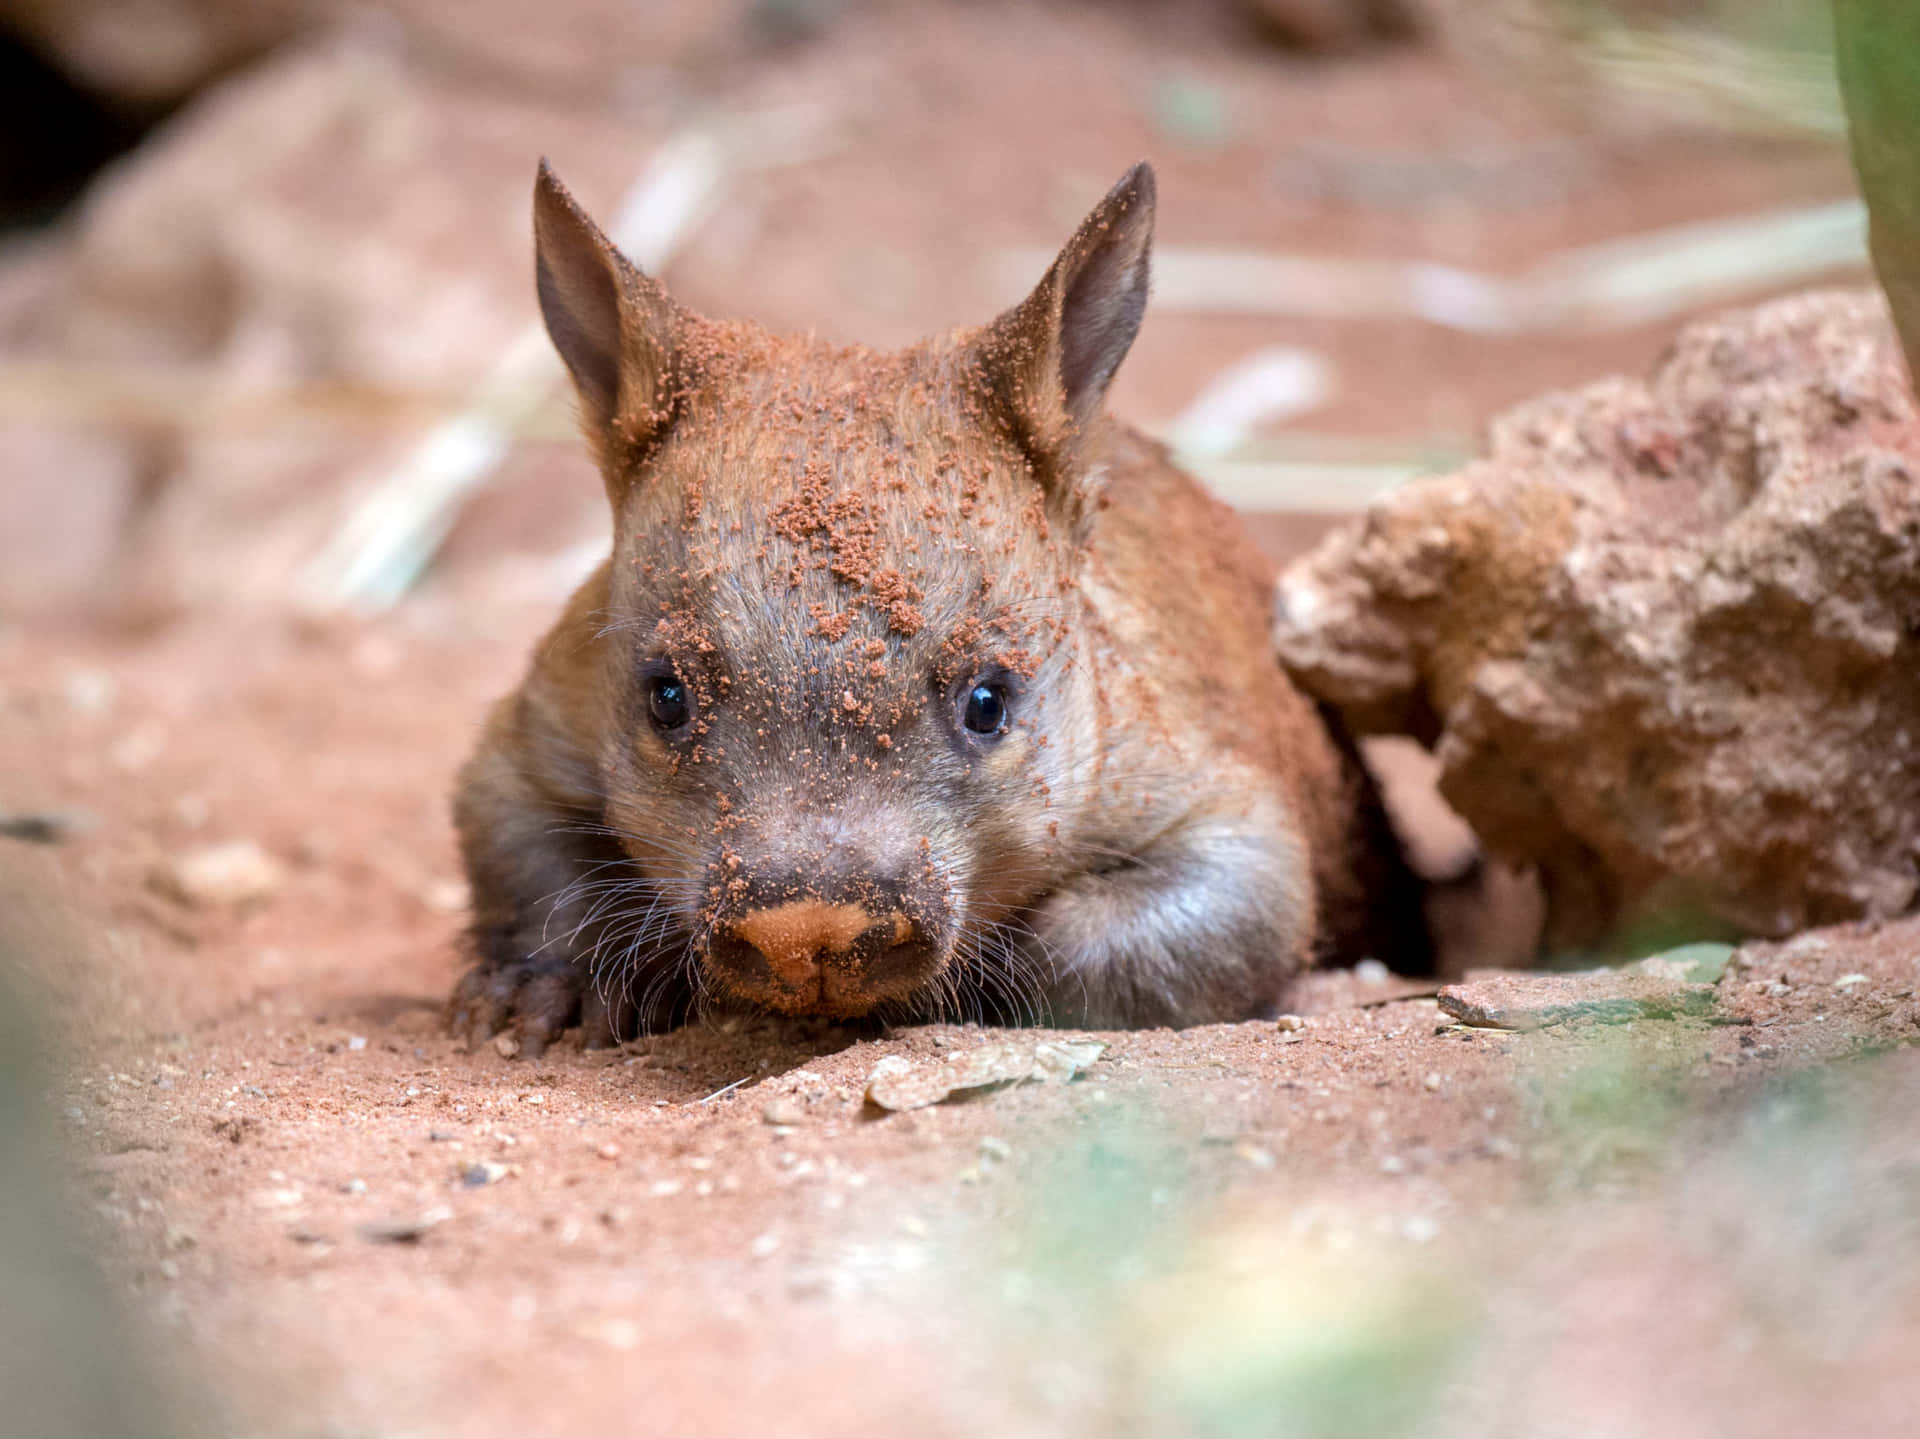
[[1834, 0, 1920, 382]]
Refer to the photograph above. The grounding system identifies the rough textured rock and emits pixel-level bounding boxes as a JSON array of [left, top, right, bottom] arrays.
[[1436, 968, 1716, 1031], [150, 840, 284, 907], [1276, 289, 1920, 951], [0, 0, 740, 111]]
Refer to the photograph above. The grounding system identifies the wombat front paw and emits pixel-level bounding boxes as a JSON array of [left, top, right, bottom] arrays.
[[446, 957, 588, 1058]]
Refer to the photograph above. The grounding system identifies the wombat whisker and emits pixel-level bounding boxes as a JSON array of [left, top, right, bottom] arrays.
[[588, 896, 692, 980], [630, 952, 685, 1035], [1066, 841, 1173, 881], [978, 910, 1085, 1023], [584, 907, 661, 984], [957, 941, 1025, 1027], [584, 600, 684, 645], [589, 913, 681, 1020], [548, 821, 706, 869], [624, 929, 704, 1036], [573, 875, 698, 930], [541, 841, 706, 899], [953, 916, 1053, 1028], [529, 862, 636, 947], [528, 874, 697, 959], [551, 878, 682, 933]]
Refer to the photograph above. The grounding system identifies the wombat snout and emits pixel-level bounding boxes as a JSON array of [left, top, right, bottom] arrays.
[[704, 871, 946, 1018]]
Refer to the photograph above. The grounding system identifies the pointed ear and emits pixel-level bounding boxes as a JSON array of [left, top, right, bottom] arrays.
[[533, 160, 686, 477], [974, 162, 1155, 475]]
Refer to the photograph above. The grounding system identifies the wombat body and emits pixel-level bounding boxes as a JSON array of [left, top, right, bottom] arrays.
[[449, 162, 1424, 1051]]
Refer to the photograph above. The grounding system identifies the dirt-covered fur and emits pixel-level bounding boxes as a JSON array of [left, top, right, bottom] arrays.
[[448, 161, 1425, 1052]]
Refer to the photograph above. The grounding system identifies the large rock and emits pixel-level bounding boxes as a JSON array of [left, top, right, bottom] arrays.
[[1276, 289, 1920, 951], [0, 33, 661, 614], [0, 0, 740, 111]]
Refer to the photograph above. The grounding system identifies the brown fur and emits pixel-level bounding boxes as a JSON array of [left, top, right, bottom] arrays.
[[447, 161, 1426, 1053]]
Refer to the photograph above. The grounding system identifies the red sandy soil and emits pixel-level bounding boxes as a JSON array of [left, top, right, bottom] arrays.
[[3, 5, 1915, 1436], [7, 610, 1918, 1437]]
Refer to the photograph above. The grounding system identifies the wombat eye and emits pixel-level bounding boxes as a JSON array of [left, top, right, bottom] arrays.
[[961, 681, 1009, 737], [647, 674, 691, 731]]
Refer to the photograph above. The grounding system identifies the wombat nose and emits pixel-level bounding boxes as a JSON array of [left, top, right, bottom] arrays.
[[730, 900, 909, 986], [707, 892, 936, 1015]]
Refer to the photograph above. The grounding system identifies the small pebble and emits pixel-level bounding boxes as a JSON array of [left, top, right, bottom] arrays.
[[421, 878, 469, 914], [462, 1161, 508, 1187], [748, 1232, 780, 1260], [1423, 1072, 1442, 1092], [978, 1136, 1013, 1163], [493, 1034, 520, 1059], [357, 1211, 447, 1245], [577, 1317, 641, 1351], [150, 840, 283, 908], [0, 810, 96, 844], [761, 1099, 806, 1127], [1354, 958, 1391, 986], [1274, 1014, 1308, 1033], [347, 1035, 368, 1052]]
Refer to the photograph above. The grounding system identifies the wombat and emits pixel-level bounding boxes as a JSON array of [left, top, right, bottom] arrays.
[[448, 160, 1426, 1053]]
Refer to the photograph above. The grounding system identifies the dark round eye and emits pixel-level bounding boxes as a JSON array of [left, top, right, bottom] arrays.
[[647, 674, 691, 731], [962, 681, 1008, 737]]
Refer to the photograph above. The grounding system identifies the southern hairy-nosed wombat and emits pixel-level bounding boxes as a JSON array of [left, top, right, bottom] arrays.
[[448, 160, 1425, 1053]]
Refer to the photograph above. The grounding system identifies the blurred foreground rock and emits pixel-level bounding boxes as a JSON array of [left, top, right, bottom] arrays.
[[1276, 289, 1920, 952], [0, 875, 193, 1437]]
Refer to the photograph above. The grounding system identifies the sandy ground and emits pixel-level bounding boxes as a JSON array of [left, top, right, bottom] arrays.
[[2, 4, 1916, 1436], [8, 518, 1917, 1439]]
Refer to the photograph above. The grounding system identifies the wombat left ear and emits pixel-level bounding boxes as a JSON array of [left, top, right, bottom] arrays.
[[533, 160, 688, 487], [973, 162, 1155, 488]]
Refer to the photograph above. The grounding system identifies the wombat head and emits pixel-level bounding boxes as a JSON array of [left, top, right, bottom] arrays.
[[533, 159, 1155, 1019]]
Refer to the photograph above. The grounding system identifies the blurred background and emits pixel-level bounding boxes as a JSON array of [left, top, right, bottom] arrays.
[[6, 4, 1917, 1439], [0, 0, 1866, 625]]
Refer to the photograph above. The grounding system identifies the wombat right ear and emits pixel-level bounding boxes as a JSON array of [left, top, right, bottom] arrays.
[[533, 161, 685, 476], [973, 163, 1155, 495]]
